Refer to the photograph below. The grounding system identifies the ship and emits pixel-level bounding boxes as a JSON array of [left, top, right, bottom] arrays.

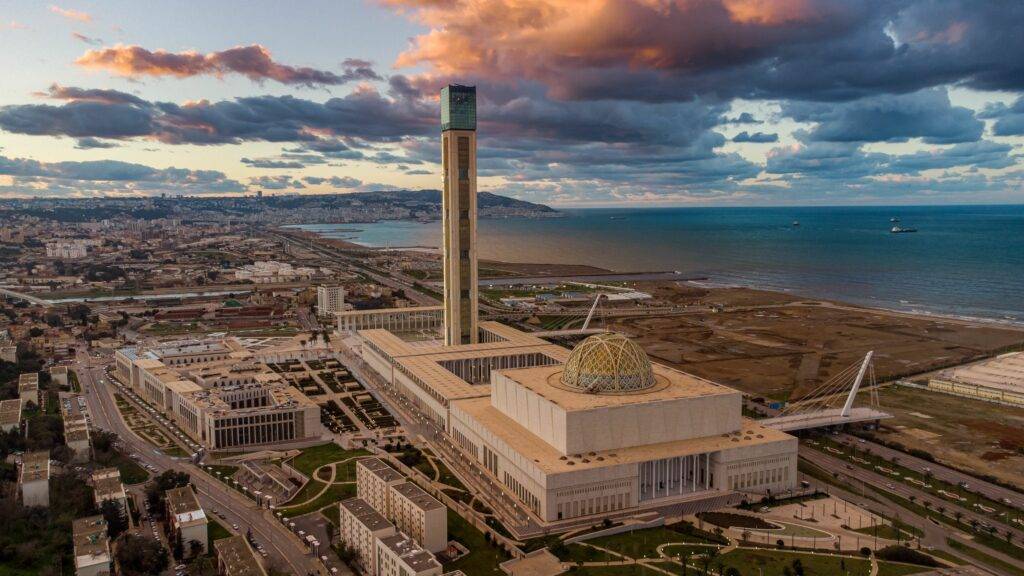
[[792, 220, 800, 227], [890, 217, 900, 223], [891, 226, 917, 233]]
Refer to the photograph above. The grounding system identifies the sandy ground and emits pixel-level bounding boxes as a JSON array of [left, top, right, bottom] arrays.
[[601, 282, 1024, 488], [610, 283, 1024, 401]]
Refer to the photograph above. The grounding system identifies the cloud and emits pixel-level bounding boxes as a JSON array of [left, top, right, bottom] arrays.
[[40, 83, 150, 106], [7, 21, 29, 30], [721, 112, 762, 124], [75, 44, 378, 87], [72, 32, 102, 45], [241, 157, 307, 169], [732, 131, 778, 143], [0, 152, 244, 197], [249, 175, 305, 190], [979, 97, 1024, 136], [50, 5, 91, 22], [75, 137, 117, 149], [783, 88, 983, 144], [302, 175, 362, 188], [384, 0, 1024, 103]]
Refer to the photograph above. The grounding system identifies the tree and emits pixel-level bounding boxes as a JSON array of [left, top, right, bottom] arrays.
[[145, 470, 191, 518], [100, 499, 127, 538], [116, 534, 170, 576], [954, 511, 963, 525], [791, 558, 805, 576]]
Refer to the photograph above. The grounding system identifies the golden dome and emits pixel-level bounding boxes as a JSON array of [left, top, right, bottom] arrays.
[[561, 332, 655, 394]]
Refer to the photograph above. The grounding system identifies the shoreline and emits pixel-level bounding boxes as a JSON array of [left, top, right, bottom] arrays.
[[286, 221, 1024, 329]]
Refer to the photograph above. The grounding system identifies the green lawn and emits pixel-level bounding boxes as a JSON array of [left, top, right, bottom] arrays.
[[946, 538, 1024, 576], [563, 566, 664, 576], [285, 479, 326, 506], [207, 518, 232, 552], [281, 483, 356, 518], [321, 505, 340, 526], [586, 527, 712, 560], [288, 443, 369, 476], [434, 459, 468, 491], [443, 509, 510, 575], [553, 543, 617, 563], [715, 548, 928, 576]]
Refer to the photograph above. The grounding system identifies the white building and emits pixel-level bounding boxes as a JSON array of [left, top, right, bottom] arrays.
[[91, 468, 128, 516], [166, 486, 208, 557], [73, 516, 111, 576], [46, 240, 88, 259], [317, 285, 346, 315], [19, 450, 50, 508], [356, 457, 405, 519], [361, 327, 798, 526], [338, 497, 396, 575], [375, 532, 442, 576], [336, 306, 444, 333], [61, 394, 91, 463], [389, 482, 447, 554], [215, 535, 267, 576]]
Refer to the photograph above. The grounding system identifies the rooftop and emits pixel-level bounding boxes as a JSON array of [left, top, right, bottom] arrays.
[[453, 396, 792, 475], [378, 532, 442, 572], [166, 486, 206, 527], [92, 469, 125, 501], [0, 399, 21, 426], [358, 457, 403, 484], [339, 497, 393, 532], [20, 450, 50, 482], [72, 515, 110, 569], [215, 535, 267, 576], [391, 482, 445, 511], [499, 362, 737, 412]]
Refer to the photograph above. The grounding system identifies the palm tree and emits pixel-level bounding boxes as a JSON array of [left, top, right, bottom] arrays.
[[954, 511, 963, 525]]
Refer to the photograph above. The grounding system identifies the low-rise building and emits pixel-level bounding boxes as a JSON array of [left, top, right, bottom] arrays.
[[91, 468, 127, 515], [166, 486, 209, 557], [50, 365, 70, 387], [336, 306, 443, 333], [0, 398, 22, 432], [390, 482, 447, 553], [338, 497, 396, 575], [18, 373, 39, 406], [72, 515, 111, 576], [356, 457, 404, 519], [214, 535, 267, 576], [19, 450, 50, 507], [376, 532, 442, 576]]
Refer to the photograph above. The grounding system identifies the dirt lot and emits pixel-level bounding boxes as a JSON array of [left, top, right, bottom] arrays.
[[868, 385, 1024, 487], [609, 283, 1024, 401]]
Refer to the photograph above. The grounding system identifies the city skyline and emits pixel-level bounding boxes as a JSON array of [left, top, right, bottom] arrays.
[[1, 1, 1024, 206]]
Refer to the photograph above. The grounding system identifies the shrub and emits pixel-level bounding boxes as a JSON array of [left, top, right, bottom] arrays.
[[875, 545, 940, 567]]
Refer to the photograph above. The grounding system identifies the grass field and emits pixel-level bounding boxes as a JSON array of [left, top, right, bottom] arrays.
[[585, 527, 715, 560], [288, 443, 369, 476], [281, 483, 356, 518], [716, 548, 927, 576], [442, 509, 510, 575]]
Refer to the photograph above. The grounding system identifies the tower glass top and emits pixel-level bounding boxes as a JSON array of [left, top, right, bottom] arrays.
[[441, 85, 476, 131]]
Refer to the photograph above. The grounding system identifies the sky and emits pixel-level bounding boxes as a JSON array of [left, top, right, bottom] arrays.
[[1, 0, 1024, 207]]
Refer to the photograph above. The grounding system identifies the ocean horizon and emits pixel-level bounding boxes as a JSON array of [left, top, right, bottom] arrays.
[[290, 204, 1024, 323]]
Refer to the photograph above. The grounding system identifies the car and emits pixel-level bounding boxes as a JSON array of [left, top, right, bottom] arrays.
[[232, 524, 239, 530]]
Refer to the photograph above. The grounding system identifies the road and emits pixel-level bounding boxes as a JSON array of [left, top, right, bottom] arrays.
[[76, 351, 325, 576], [801, 448, 1024, 574], [837, 432, 1024, 513]]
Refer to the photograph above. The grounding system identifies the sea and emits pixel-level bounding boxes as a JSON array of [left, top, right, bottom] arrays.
[[289, 204, 1024, 323]]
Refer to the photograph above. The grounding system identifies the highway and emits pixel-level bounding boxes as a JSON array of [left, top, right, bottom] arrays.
[[801, 448, 1024, 574], [837, 432, 1024, 513], [76, 351, 324, 576]]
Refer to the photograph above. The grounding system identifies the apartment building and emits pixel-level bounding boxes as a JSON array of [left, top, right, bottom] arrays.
[[91, 468, 128, 516], [214, 535, 267, 576], [18, 373, 39, 405], [376, 533, 442, 576], [390, 482, 447, 553], [356, 457, 404, 519], [72, 516, 111, 576], [19, 450, 50, 507], [166, 486, 209, 557], [338, 497, 396, 575], [61, 394, 91, 463], [0, 399, 22, 432]]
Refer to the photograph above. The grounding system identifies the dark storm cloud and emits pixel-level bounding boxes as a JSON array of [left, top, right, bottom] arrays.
[[732, 131, 778, 143], [0, 152, 244, 195], [783, 89, 983, 144], [980, 97, 1024, 137]]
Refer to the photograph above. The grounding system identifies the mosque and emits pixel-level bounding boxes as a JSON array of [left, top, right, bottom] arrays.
[[351, 85, 798, 526]]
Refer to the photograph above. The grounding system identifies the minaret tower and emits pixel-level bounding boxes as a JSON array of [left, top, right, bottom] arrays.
[[440, 85, 478, 345]]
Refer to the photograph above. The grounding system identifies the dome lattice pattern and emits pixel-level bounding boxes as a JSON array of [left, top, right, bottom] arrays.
[[561, 332, 656, 394]]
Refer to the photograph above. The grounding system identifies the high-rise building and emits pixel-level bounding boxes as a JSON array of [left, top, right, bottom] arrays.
[[317, 285, 346, 315], [440, 85, 479, 345]]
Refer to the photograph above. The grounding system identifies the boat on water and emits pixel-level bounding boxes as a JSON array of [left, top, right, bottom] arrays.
[[609, 216, 626, 220], [891, 226, 917, 233], [792, 220, 800, 227], [890, 217, 900, 222]]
